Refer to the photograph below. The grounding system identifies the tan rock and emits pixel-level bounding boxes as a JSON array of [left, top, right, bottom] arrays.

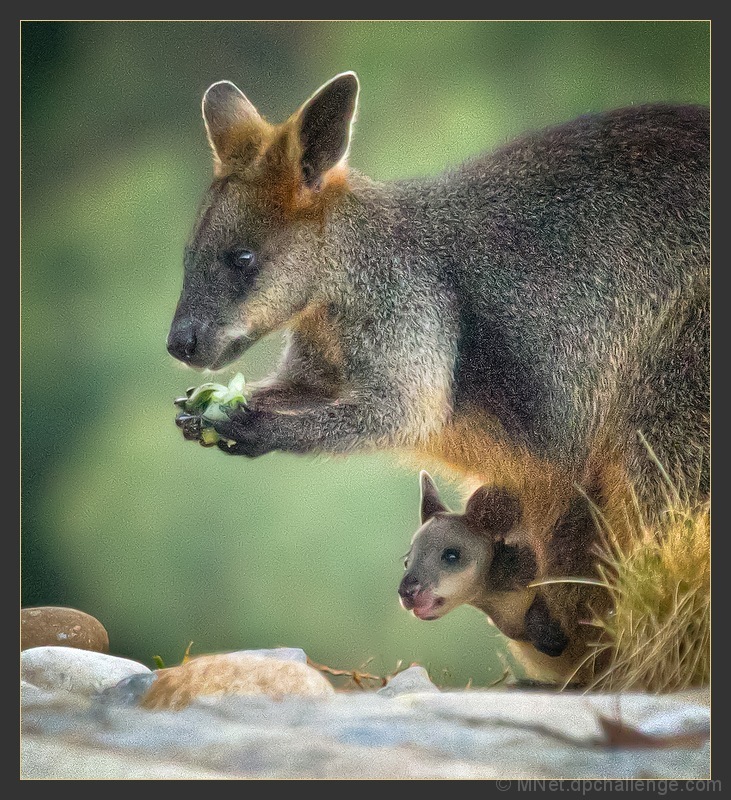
[[141, 652, 334, 710], [21, 607, 109, 653]]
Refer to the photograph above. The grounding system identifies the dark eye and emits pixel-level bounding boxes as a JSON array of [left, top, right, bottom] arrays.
[[441, 548, 461, 565], [227, 249, 256, 269]]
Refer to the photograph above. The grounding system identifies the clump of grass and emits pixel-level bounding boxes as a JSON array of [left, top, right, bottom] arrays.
[[576, 442, 710, 693], [586, 497, 709, 692]]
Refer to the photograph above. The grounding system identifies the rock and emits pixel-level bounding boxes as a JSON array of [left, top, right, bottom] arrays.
[[22, 646, 151, 695], [21, 687, 710, 779], [21, 680, 90, 712], [140, 652, 335, 710], [98, 673, 159, 706], [96, 649, 307, 708], [21, 607, 109, 653], [228, 647, 307, 664], [21, 737, 232, 780], [378, 665, 440, 697]]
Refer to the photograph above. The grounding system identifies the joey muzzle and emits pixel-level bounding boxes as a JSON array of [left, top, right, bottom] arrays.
[[398, 574, 445, 620]]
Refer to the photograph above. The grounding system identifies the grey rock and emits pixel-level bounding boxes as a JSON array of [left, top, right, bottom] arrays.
[[21, 736, 231, 780], [22, 646, 151, 696], [21, 681, 90, 712], [21, 668, 711, 779], [98, 673, 159, 706], [377, 665, 440, 697]]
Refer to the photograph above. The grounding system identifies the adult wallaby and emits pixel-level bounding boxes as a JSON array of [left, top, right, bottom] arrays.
[[168, 72, 709, 538]]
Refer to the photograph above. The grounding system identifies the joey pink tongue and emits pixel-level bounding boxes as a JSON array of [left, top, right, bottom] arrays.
[[410, 591, 445, 620]]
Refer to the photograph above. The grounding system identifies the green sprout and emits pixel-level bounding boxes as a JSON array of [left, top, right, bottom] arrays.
[[174, 373, 249, 446]]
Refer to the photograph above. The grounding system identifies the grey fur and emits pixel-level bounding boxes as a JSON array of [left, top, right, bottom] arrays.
[[168, 77, 709, 521]]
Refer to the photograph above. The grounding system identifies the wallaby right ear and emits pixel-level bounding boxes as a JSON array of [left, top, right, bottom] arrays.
[[420, 470, 449, 524], [202, 80, 262, 165], [296, 72, 359, 189]]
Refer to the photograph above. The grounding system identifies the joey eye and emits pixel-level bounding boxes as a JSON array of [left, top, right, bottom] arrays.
[[441, 548, 461, 565], [227, 249, 256, 269]]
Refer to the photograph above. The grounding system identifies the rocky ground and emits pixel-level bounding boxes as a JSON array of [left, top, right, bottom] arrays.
[[20, 607, 711, 780]]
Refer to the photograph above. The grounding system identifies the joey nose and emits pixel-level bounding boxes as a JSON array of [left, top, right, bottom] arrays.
[[167, 320, 198, 363], [398, 574, 420, 600]]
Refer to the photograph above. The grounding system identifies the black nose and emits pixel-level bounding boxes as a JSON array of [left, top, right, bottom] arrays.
[[167, 319, 198, 363], [398, 574, 420, 599]]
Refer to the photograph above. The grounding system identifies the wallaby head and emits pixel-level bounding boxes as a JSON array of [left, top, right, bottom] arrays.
[[399, 471, 523, 620], [167, 72, 359, 369]]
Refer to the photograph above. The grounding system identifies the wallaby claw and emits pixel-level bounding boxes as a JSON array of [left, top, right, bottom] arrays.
[[175, 412, 203, 441]]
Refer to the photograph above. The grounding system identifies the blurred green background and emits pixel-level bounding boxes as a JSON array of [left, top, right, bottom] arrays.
[[21, 21, 709, 686]]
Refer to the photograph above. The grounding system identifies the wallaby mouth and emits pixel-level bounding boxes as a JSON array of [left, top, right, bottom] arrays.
[[399, 588, 446, 621], [167, 316, 258, 370], [208, 333, 258, 370]]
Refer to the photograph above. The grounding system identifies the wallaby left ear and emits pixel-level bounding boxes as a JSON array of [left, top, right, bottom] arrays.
[[202, 80, 262, 165], [465, 487, 522, 537], [296, 72, 359, 188], [420, 470, 449, 524]]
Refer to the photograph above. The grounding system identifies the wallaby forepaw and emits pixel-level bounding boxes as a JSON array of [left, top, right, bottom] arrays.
[[213, 408, 277, 457], [175, 412, 205, 442]]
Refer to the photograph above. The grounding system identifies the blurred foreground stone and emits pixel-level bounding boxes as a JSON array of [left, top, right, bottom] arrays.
[[20, 645, 710, 780]]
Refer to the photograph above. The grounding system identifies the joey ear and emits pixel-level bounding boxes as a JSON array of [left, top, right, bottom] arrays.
[[465, 487, 522, 537], [202, 80, 262, 163], [420, 470, 449, 524], [296, 72, 359, 188]]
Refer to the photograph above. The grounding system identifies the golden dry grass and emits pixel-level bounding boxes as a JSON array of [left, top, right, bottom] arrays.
[[573, 452, 710, 693]]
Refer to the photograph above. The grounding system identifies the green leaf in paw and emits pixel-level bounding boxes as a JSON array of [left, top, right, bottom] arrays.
[[174, 373, 249, 444]]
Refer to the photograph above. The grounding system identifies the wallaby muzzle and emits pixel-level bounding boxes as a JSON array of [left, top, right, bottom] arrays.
[[166, 317, 199, 364], [167, 314, 253, 370], [398, 574, 445, 620], [397, 573, 420, 609]]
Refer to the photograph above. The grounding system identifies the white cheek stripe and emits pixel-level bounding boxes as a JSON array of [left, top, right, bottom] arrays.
[[221, 322, 253, 341], [434, 563, 479, 600]]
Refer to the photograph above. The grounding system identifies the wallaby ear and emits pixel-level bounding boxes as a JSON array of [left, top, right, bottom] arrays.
[[465, 487, 522, 538], [202, 80, 262, 163], [296, 72, 359, 188], [420, 470, 449, 524]]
